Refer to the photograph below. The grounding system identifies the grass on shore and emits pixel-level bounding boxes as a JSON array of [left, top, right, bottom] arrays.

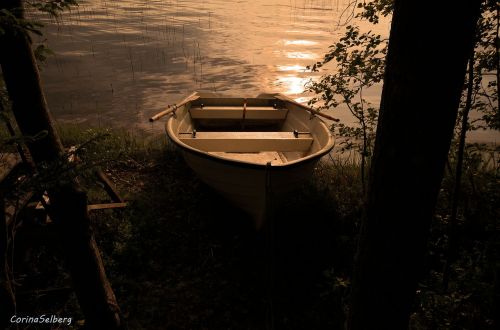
[[5, 125, 499, 329]]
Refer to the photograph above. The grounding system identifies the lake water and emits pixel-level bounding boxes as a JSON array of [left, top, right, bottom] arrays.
[[34, 0, 498, 143]]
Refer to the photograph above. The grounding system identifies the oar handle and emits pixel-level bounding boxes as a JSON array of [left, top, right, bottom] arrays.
[[149, 93, 200, 122], [149, 105, 175, 122]]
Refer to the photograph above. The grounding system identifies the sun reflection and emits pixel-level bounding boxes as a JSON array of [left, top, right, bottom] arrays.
[[285, 30, 324, 35], [275, 75, 311, 95], [276, 64, 307, 72], [285, 51, 318, 59], [283, 40, 318, 46]]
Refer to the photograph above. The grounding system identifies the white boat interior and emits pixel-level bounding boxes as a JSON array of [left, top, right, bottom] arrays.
[[167, 93, 333, 166]]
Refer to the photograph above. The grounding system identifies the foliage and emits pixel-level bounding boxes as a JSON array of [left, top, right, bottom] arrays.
[[356, 0, 393, 24], [410, 143, 500, 329], [0, 7, 43, 38], [443, 5, 499, 327], [2, 130, 116, 202], [307, 1, 499, 328], [26, 0, 78, 17], [0, 0, 78, 64], [33, 43, 54, 62], [0, 0, 78, 38], [306, 5, 388, 190], [1, 85, 113, 202], [467, 0, 499, 130]]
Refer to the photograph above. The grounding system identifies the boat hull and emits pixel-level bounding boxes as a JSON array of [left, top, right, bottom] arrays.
[[181, 147, 319, 226], [163, 92, 334, 226]]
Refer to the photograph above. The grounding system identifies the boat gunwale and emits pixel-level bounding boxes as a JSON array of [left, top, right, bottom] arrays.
[[165, 93, 335, 169]]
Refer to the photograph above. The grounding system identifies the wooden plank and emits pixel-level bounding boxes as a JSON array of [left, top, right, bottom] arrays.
[[87, 202, 127, 212], [195, 106, 277, 111], [95, 170, 125, 203], [209, 151, 285, 165], [34, 201, 128, 212], [179, 131, 313, 152], [191, 97, 272, 107], [190, 107, 288, 120]]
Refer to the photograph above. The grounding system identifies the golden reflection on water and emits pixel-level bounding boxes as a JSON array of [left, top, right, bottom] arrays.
[[283, 40, 319, 46], [276, 65, 307, 72], [285, 29, 325, 35], [278, 38, 319, 95], [275, 76, 312, 95], [285, 51, 318, 60], [34, 0, 363, 129]]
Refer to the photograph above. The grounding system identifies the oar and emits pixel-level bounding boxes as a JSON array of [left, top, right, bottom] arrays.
[[149, 92, 200, 122], [305, 107, 340, 122], [273, 94, 340, 122]]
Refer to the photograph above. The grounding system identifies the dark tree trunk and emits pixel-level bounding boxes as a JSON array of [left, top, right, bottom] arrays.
[[347, 1, 482, 329], [0, 1, 123, 328], [0, 195, 16, 328], [0, 2, 63, 164]]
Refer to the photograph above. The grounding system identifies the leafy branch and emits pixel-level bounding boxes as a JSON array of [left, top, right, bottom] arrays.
[[26, 0, 78, 17], [306, 24, 387, 191]]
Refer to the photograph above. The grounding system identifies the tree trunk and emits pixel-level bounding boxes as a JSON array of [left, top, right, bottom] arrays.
[[347, 1, 482, 329], [0, 195, 16, 328], [442, 55, 475, 291], [0, 1, 123, 328], [0, 2, 63, 164]]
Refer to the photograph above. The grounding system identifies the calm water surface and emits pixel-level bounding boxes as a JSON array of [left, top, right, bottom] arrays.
[[36, 0, 372, 127], [35, 0, 498, 142]]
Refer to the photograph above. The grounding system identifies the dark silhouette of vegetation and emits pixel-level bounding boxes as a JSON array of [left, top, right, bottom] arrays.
[[346, 0, 483, 329], [0, 0, 124, 328], [310, 0, 498, 327], [307, 25, 386, 192]]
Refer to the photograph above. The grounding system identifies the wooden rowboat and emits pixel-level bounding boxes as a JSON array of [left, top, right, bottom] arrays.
[[151, 92, 335, 227]]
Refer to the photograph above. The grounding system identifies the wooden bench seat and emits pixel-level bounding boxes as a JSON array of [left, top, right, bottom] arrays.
[[179, 131, 313, 152], [189, 106, 288, 120]]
